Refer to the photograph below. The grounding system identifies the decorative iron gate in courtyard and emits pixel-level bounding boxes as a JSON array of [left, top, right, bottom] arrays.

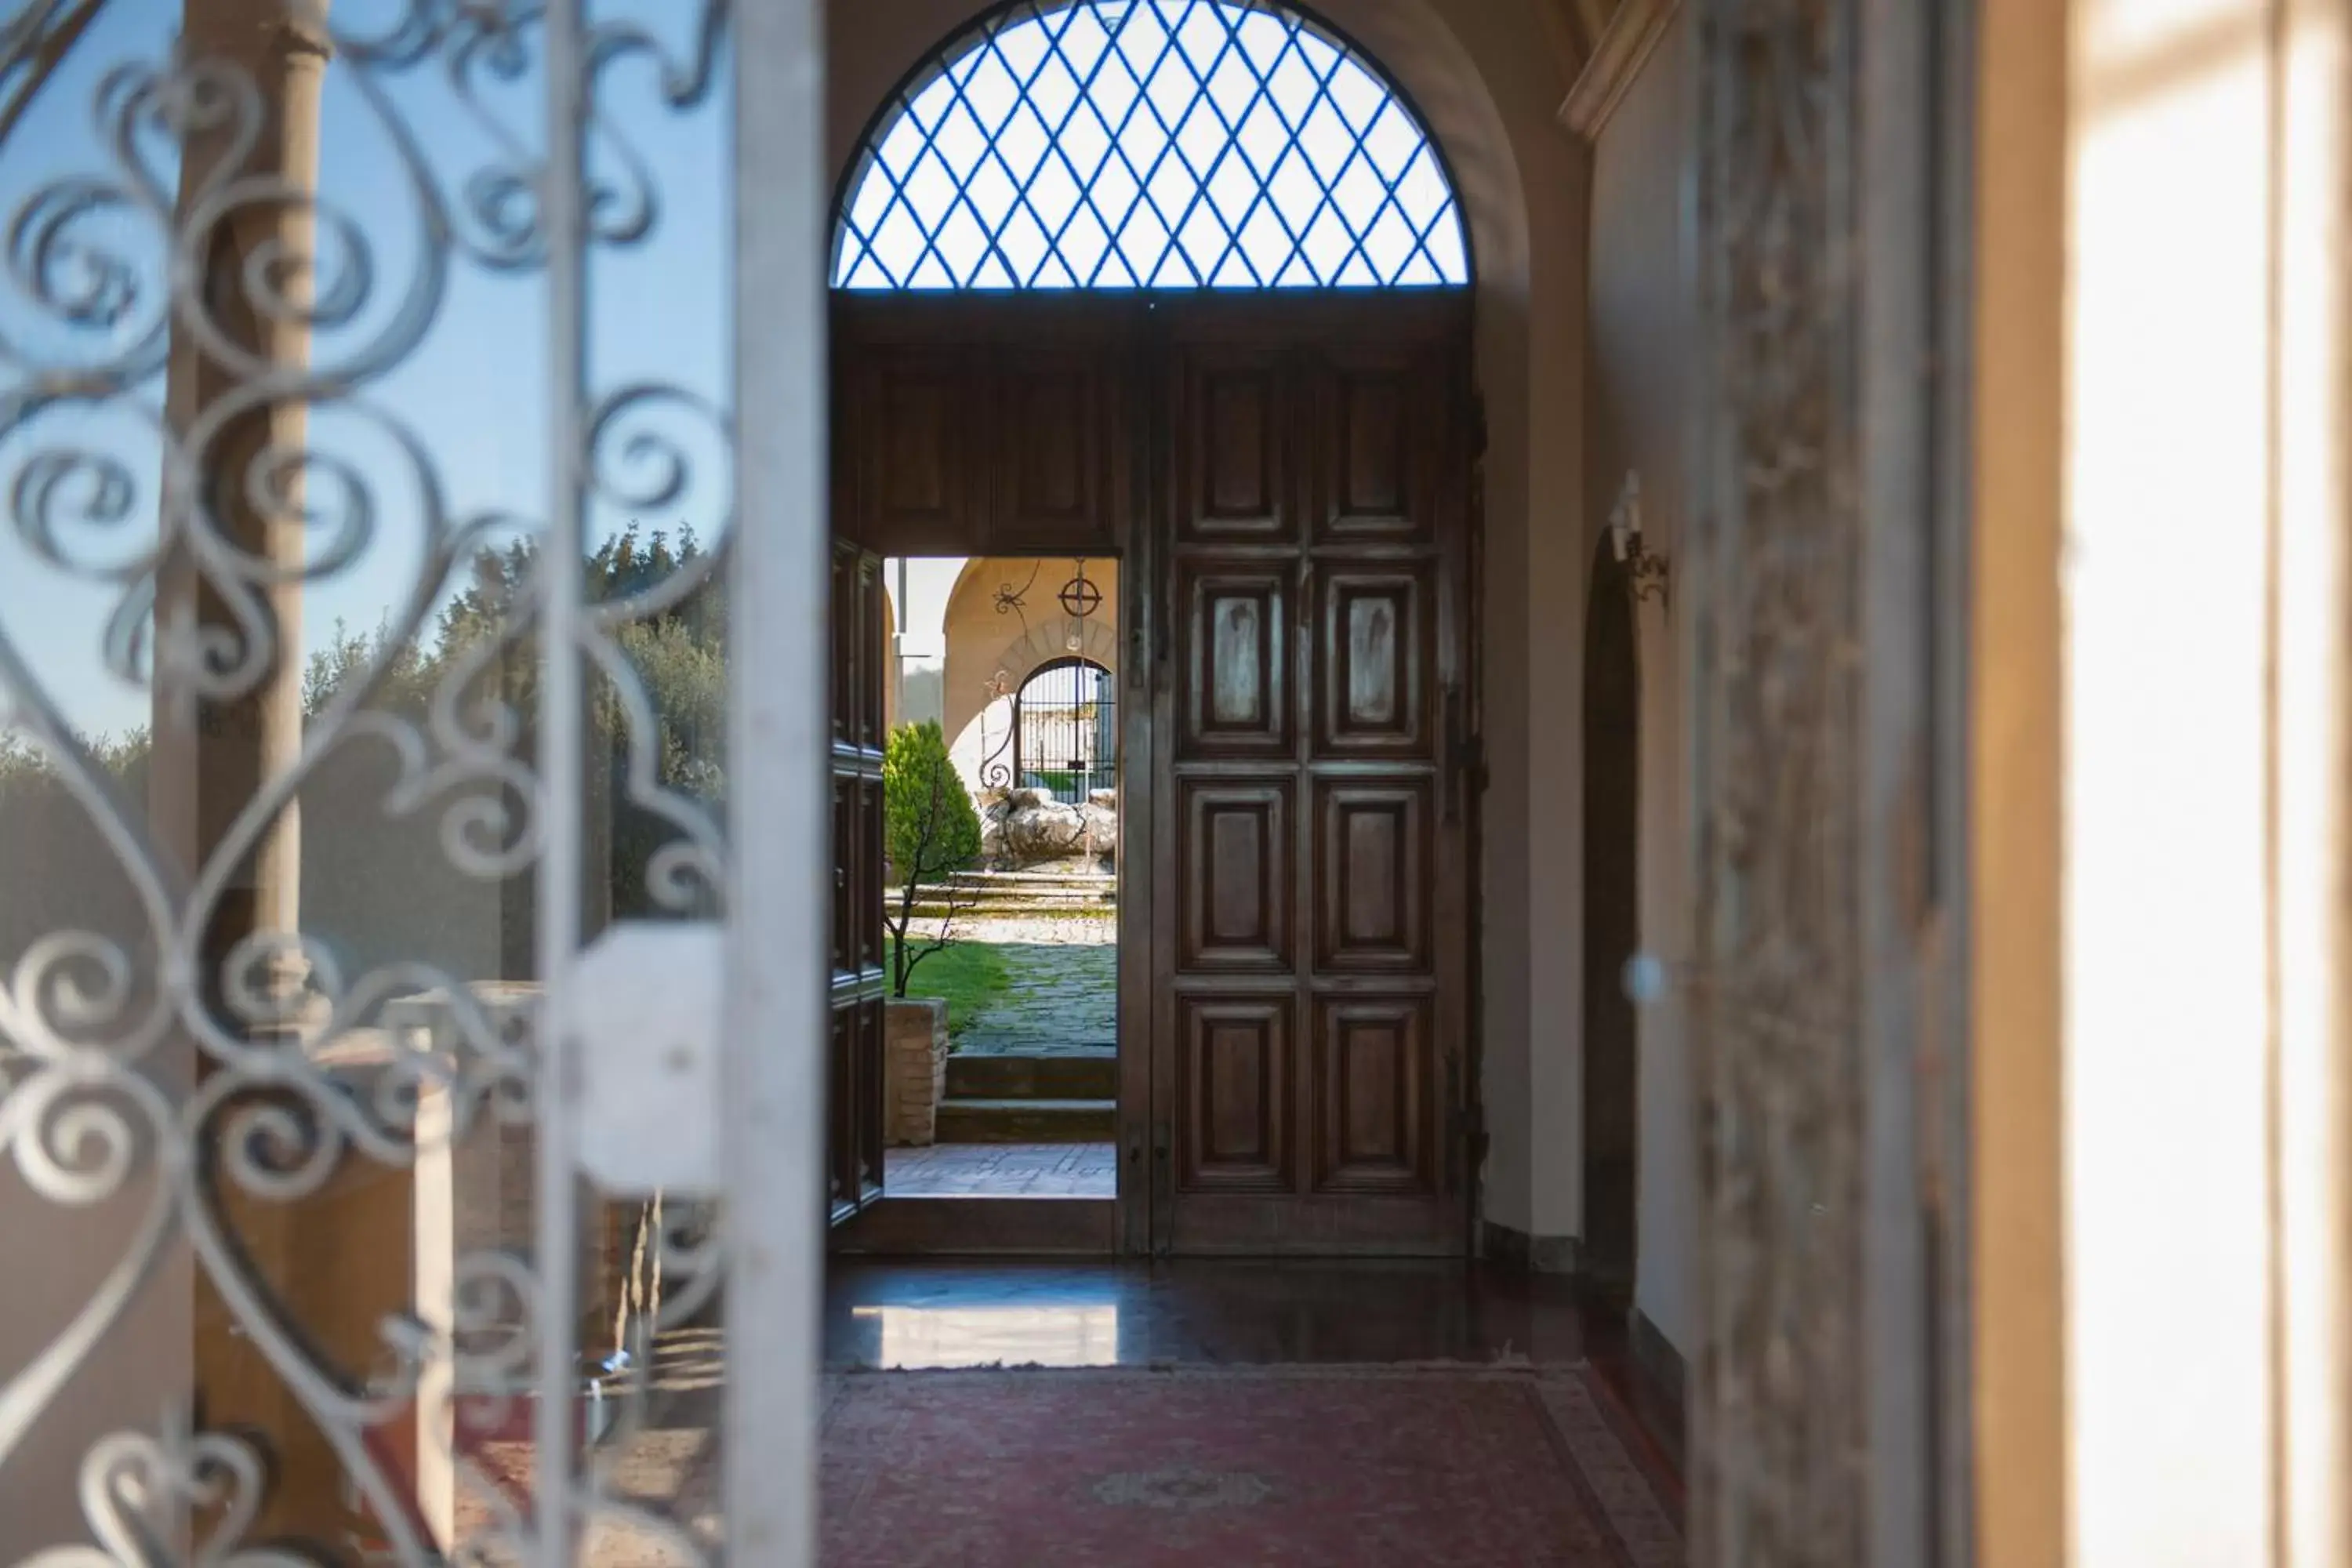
[[1012, 659, 1116, 804]]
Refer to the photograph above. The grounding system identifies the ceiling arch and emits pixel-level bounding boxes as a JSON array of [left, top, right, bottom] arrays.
[[828, 0, 1530, 303]]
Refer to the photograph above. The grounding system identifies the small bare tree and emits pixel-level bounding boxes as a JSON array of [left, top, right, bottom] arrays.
[[881, 720, 985, 993]]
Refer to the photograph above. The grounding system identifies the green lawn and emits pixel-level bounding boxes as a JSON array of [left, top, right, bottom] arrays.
[[895, 939, 1010, 1044]]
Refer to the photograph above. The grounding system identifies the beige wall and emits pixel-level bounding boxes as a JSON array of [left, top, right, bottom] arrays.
[[826, 0, 1595, 1242], [1971, 0, 2071, 1559], [1582, 5, 1696, 1356], [936, 557, 1120, 794]]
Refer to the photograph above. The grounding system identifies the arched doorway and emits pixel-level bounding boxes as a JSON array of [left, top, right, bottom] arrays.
[[1013, 658, 1117, 805], [826, 0, 1481, 1258], [1581, 539, 1639, 1293]]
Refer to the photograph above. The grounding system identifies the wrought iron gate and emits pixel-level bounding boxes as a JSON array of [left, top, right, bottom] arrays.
[[1011, 659, 1116, 804], [0, 1, 826, 1562]]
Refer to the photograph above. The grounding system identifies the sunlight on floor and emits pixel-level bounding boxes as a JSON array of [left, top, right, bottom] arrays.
[[848, 1304, 1123, 1368], [884, 1141, 1117, 1196]]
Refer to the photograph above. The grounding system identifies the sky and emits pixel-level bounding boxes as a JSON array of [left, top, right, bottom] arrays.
[[1, 0, 731, 742]]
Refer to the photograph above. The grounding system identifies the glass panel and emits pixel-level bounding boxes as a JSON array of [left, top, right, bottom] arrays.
[[834, 0, 1470, 291]]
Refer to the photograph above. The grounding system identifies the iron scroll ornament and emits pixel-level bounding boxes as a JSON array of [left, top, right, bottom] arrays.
[[975, 559, 1100, 793], [0, 3, 733, 1561]]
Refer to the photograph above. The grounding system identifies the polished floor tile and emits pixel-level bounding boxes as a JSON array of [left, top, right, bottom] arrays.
[[820, 1258, 1686, 1508], [822, 1258, 1599, 1370]]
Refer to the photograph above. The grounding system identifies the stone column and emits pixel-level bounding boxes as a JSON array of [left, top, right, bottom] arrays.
[[150, 2, 374, 1550], [152, 0, 327, 1004]]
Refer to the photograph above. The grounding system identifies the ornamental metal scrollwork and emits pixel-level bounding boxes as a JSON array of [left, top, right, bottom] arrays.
[[0, 2, 735, 1560], [991, 558, 1042, 627], [975, 666, 1018, 794], [1056, 559, 1099, 622]]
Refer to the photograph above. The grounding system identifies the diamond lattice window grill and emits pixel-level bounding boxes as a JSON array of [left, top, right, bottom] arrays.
[[833, 0, 1471, 290]]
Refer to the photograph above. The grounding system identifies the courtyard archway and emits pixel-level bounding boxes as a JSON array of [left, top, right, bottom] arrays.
[[935, 556, 1122, 800], [822, 0, 1592, 1276]]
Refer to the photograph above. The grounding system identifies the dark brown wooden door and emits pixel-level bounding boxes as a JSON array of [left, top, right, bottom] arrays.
[[1152, 296, 1472, 1256], [828, 539, 887, 1223]]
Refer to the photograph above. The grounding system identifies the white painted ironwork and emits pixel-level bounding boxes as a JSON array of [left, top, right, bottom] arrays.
[[572, 924, 724, 1199], [724, 0, 829, 1559], [0, 1, 783, 1560]]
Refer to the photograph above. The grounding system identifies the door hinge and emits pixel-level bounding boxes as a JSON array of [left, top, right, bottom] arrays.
[[1128, 592, 1149, 691], [1151, 1123, 1173, 1258], [1446, 1058, 1483, 1192], [1443, 688, 1486, 824], [1449, 1099, 1486, 1153]]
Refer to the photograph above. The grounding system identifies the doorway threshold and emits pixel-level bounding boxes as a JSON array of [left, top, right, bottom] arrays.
[[833, 1195, 1118, 1256], [886, 1141, 1114, 1198]]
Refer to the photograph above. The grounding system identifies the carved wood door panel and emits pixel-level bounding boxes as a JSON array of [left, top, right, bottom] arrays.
[[1152, 297, 1472, 1256], [833, 297, 1131, 559]]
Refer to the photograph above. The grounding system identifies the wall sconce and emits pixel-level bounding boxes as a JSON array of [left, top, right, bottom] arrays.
[[1606, 473, 1670, 608]]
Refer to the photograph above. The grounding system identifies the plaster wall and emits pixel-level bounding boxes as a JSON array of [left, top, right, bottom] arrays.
[[1970, 0, 2069, 1556], [1581, 5, 1696, 1356], [2052, 0, 2352, 1559], [935, 557, 1121, 796], [884, 554, 966, 732], [825, 0, 1593, 1243]]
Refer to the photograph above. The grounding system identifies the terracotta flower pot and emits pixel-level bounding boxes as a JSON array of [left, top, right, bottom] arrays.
[[884, 997, 950, 1146]]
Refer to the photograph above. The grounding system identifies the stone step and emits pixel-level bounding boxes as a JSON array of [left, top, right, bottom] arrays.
[[946, 1054, 1119, 1101], [946, 867, 1117, 885], [932, 1097, 1117, 1144], [906, 900, 1122, 920], [924, 884, 1116, 902]]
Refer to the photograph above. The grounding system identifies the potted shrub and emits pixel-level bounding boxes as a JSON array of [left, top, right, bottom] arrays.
[[880, 720, 982, 1145]]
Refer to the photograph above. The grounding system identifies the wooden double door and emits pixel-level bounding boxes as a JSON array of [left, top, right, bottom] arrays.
[[831, 294, 1476, 1256]]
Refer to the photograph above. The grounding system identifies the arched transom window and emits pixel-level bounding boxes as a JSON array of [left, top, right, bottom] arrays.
[[835, 0, 1470, 291]]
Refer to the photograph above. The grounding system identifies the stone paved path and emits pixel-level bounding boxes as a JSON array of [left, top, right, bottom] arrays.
[[910, 909, 1118, 1057]]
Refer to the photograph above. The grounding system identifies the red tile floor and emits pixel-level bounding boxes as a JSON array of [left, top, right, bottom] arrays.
[[822, 1259, 1686, 1520], [453, 1261, 1686, 1561], [882, 1140, 1117, 1196]]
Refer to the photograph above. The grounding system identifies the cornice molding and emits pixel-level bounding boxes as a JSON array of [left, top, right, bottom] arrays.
[[1525, 0, 1602, 97], [1559, 0, 1679, 143]]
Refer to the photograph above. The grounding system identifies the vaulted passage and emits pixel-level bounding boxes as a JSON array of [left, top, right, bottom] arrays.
[[825, 0, 1483, 1261]]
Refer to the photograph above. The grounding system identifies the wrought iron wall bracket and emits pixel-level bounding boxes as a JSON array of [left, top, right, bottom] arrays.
[[1626, 549, 1671, 608]]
